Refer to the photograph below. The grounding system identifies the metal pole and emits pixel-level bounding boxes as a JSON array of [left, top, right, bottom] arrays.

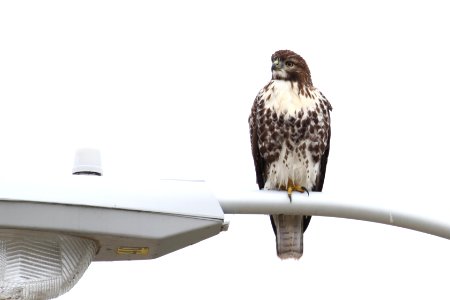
[[216, 190, 450, 240]]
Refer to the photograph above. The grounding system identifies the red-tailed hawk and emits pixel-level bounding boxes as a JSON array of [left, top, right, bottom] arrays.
[[249, 50, 332, 259]]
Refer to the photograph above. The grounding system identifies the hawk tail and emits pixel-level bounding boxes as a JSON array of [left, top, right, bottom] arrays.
[[271, 214, 304, 260]]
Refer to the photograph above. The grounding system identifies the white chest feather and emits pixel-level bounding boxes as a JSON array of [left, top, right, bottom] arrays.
[[262, 80, 319, 117]]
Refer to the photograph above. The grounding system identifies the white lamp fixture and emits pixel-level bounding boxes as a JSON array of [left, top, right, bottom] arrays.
[[0, 177, 225, 300], [0, 149, 226, 299]]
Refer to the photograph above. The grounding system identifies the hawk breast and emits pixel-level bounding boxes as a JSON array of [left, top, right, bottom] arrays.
[[255, 80, 330, 190]]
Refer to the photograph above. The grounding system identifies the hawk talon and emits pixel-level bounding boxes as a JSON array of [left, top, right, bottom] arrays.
[[287, 184, 309, 202], [287, 186, 294, 202], [303, 187, 310, 196]]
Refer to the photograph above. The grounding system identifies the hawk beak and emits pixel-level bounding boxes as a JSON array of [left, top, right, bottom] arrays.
[[272, 59, 282, 71]]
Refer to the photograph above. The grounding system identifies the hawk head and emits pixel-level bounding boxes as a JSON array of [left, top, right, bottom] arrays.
[[271, 50, 312, 85]]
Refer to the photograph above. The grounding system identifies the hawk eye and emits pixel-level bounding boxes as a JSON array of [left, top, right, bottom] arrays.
[[285, 61, 294, 67]]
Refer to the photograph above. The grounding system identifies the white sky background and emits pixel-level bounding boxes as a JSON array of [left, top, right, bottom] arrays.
[[1, 0, 450, 299]]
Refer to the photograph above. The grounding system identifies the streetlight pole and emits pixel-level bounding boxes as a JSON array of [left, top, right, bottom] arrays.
[[216, 189, 450, 240]]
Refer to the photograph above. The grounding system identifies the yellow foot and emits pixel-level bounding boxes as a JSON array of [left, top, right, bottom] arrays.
[[287, 182, 309, 202]]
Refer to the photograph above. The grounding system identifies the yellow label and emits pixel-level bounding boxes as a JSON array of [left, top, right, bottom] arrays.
[[116, 247, 149, 256]]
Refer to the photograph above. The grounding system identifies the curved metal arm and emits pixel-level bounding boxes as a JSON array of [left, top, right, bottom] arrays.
[[216, 190, 450, 240], [0, 176, 448, 242]]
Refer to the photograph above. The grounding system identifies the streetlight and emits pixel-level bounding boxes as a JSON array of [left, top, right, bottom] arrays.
[[0, 149, 225, 299], [0, 149, 449, 299]]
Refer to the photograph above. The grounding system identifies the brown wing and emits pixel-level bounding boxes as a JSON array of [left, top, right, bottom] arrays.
[[249, 94, 266, 190], [312, 129, 330, 192], [313, 93, 332, 192], [307, 94, 332, 230]]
